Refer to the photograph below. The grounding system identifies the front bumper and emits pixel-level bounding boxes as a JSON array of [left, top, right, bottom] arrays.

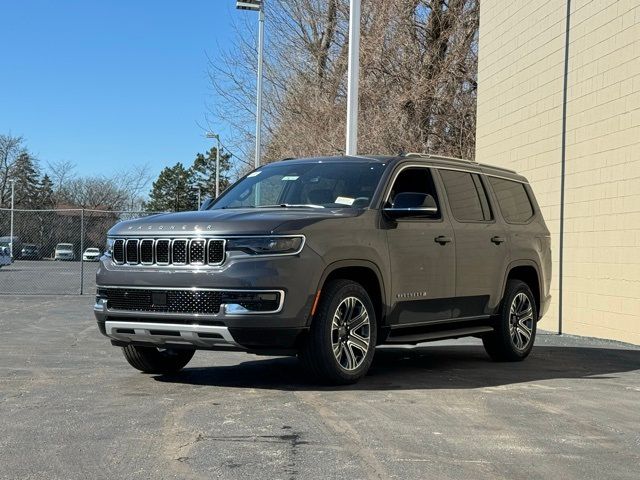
[[94, 246, 324, 349]]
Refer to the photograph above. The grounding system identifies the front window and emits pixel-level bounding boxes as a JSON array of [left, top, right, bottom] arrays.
[[209, 161, 386, 210]]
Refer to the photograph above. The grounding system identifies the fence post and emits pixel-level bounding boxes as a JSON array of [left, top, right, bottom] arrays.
[[80, 208, 85, 295]]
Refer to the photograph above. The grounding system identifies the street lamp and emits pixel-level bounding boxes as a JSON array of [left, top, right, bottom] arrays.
[[346, 0, 361, 156], [236, 0, 264, 169], [206, 132, 221, 198], [8, 179, 15, 259]]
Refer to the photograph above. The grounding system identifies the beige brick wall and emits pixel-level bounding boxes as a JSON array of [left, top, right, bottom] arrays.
[[476, 0, 640, 344]]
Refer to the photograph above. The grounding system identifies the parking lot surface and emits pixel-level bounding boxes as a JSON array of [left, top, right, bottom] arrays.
[[0, 260, 99, 294], [1, 295, 639, 480]]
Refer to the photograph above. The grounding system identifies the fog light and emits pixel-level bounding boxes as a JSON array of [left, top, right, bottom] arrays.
[[221, 292, 281, 314]]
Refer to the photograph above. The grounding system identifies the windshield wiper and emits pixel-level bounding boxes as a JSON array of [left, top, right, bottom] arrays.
[[256, 204, 325, 209]]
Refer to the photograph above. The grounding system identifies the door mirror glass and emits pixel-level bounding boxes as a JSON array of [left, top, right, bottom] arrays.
[[384, 192, 438, 219]]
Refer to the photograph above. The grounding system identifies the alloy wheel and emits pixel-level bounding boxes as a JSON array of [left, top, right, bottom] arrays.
[[331, 296, 371, 371], [509, 292, 534, 350]]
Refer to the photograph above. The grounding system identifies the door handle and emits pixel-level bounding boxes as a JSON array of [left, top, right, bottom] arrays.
[[435, 235, 452, 245], [491, 236, 506, 245]]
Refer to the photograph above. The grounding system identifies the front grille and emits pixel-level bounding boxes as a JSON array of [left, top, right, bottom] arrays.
[[111, 238, 225, 266], [104, 288, 223, 314]]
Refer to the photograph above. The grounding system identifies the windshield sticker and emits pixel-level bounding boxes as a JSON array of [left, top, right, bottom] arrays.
[[335, 196, 355, 206], [282, 176, 299, 181], [247, 171, 261, 177]]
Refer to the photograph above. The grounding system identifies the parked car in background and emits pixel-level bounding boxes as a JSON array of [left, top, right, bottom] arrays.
[[83, 248, 101, 262], [20, 244, 43, 260], [0, 246, 11, 267], [54, 243, 76, 261]]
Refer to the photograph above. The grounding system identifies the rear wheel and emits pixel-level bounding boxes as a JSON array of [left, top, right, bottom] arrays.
[[483, 279, 537, 361], [300, 279, 377, 384], [121, 345, 195, 374]]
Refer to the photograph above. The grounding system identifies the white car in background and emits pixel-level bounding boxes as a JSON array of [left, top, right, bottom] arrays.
[[82, 247, 101, 262], [54, 243, 76, 261], [0, 246, 11, 268]]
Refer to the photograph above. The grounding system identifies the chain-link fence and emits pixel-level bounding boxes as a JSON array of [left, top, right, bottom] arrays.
[[0, 208, 157, 295]]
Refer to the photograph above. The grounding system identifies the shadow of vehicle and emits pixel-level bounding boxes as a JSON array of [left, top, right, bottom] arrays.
[[153, 342, 640, 391]]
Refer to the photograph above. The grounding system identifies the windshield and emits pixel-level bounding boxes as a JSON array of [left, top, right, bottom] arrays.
[[209, 161, 386, 210], [57, 244, 73, 250]]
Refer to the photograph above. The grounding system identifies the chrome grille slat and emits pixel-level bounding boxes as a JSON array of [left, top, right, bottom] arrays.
[[125, 239, 139, 264], [113, 240, 125, 264], [112, 238, 225, 267]]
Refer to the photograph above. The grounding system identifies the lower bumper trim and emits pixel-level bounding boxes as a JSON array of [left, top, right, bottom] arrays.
[[105, 321, 242, 348]]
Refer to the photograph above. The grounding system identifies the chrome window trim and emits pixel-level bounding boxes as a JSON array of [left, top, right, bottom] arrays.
[[383, 163, 528, 208], [97, 285, 286, 316]]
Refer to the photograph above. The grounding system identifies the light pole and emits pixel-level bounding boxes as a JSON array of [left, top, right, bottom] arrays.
[[346, 0, 361, 156], [9, 179, 15, 259], [236, 0, 264, 169], [206, 132, 221, 198]]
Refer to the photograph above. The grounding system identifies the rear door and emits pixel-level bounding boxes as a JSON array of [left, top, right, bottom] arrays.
[[437, 169, 510, 317], [383, 165, 456, 325]]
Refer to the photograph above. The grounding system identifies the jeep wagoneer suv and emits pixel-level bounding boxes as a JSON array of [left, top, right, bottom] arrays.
[[94, 154, 551, 384]]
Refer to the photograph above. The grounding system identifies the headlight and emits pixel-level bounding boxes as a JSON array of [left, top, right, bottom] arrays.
[[226, 236, 304, 255], [105, 238, 115, 257]]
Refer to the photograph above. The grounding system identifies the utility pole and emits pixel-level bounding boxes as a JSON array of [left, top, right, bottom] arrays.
[[9, 179, 15, 259], [345, 0, 361, 156], [206, 132, 222, 198], [236, 0, 265, 168]]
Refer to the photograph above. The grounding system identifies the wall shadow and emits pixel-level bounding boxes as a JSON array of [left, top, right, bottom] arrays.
[[153, 344, 640, 391]]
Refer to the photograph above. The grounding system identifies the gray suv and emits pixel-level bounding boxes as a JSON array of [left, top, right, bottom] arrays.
[[95, 154, 551, 384]]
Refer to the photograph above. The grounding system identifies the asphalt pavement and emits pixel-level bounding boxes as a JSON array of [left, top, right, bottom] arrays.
[[1, 295, 639, 479]]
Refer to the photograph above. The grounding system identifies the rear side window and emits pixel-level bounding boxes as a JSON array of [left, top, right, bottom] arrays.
[[439, 170, 492, 222], [488, 177, 534, 223]]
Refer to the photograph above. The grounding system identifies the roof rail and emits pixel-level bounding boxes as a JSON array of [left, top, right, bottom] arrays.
[[400, 152, 478, 164]]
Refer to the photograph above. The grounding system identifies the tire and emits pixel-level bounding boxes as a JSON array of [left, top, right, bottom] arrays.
[[299, 279, 377, 385], [121, 345, 195, 374], [483, 279, 537, 362]]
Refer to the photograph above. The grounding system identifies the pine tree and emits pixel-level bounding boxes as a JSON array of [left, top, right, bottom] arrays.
[[10, 152, 40, 208], [145, 163, 197, 212], [35, 174, 55, 209], [190, 146, 232, 199]]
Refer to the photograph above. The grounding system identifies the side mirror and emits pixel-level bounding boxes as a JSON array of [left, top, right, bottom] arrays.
[[383, 192, 438, 219]]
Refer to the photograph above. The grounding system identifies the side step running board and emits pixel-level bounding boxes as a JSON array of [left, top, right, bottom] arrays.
[[385, 326, 494, 344]]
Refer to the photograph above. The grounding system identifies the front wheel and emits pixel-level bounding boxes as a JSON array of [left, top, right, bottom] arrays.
[[299, 279, 377, 385], [121, 345, 194, 374], [483, 279, 537, 361]]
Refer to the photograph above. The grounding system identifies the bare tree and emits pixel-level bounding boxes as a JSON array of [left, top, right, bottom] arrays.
[[208, 0, 478, 164]]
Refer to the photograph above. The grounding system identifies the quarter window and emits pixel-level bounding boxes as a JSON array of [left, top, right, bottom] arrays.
[[488, 177, 534, 223], [439, 170, 492, 222]]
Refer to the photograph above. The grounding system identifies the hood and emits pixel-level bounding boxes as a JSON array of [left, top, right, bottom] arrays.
[[108, 208, 361, 236]]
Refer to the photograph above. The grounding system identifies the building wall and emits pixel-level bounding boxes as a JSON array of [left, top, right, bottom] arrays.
[[476, 0, 640, 344]]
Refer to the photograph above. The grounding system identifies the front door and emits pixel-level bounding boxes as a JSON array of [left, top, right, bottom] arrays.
[[384, 165, 456, 326]]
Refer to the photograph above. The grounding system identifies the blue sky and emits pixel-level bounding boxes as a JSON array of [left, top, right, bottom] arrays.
[[0, 1, 249, 178]]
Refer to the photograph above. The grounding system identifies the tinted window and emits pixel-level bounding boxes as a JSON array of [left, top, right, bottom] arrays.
[[440, 170, 491, 222], [388, 167, 440, 218], [488, 177, 534, 223]]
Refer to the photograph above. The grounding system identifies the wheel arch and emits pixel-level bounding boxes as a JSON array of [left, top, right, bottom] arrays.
[[312, 260, 388, 329], [502, 260, 541, 316]]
